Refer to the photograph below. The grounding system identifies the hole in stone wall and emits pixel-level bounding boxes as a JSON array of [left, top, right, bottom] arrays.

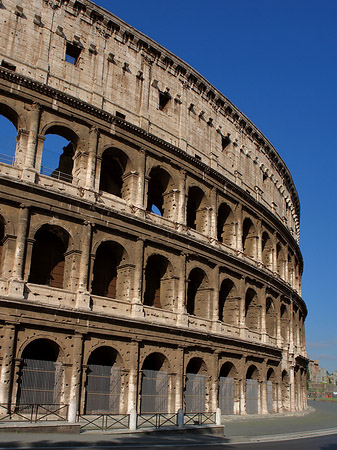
[[65, 42, 82, 65], [158, 91, 171, 111]]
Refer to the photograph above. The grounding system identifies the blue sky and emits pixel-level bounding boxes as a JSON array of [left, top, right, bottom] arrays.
[[92, 0, 337, 371], [1, 1, 335, 370]]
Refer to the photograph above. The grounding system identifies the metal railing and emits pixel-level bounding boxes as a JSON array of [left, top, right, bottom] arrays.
[[78, 414, 129, 431], [137, 413, 177, 428], [0, 404, 68, 422], [184, 412, 217, 426], [0, 153, 15, 165], [40, 166, 73, 183]]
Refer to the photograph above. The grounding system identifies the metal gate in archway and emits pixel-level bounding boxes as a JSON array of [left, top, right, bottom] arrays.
[[18, 358, 62, 405], [185, 373, 205, 413], [246, 379, 258, 414], [218, 377, 234, 414], [85, 365, 120, 413], [267, 380, 273, 413], [140, 369, 168, 413]]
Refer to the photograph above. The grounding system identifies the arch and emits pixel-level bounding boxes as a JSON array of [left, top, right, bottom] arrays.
[[17, 338, 61, 406], [280, 302, 289, 341], [242, 218, 256, 258], [85, 346, 122, 414], [186, 268, 209, 318], [185, 357, 207, 413], [91, 241, 126, 299], [217, 203, 235, 246], [266, 297, 276, 337], [0, 106, 18, 164], [219, 278, 239, 325], [219, 362, 237, 415], [245, 288, 260, 331], [28, 225, 69, 288], [146, 166, 175, 218], [140, 352, 170, 413], [41, 125, 78, 182], [143, 254, 173, 309], [245, 364, 259, 414], [99, 148, 129, 198], [262, 231, 273, 270], [186, 186, 207, 232]]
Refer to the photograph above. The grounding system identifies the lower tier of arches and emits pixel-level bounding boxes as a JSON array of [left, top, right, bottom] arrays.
[[0, 316, 308, 417]]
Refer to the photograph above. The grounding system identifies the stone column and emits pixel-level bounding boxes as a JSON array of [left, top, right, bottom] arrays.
[[25, 103, 41, 169], [68, 333, 83, 422], [176, 252, 187, 326], [260, 371, 268, 414], [209, 188, 217, 239], [256, 221, 263, 263], [261, 288, 267, 343], [76, 222, 92, 310], [239, 378, 246, 414], [131, 238, 144, 316], [8, 205, 29, 297], [210, 352, 219, 412], [135, 149, 146, 209], [127, 340, 140, 413], [211, 265, 220, 331], [177, 169, 186, 225], [175, 347, 184, 412], [289, 366, 295, 411], [85, 127, 98, 190], [238, 277, 246, 338], [0, 323, 16, 406], [235, 204, 243, 252]]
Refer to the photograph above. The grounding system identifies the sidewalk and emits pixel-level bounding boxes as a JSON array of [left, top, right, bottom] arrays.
[[0, 401, 335, 447]]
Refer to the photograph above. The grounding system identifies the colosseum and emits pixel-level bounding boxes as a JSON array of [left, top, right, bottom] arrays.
[[0, 0, 308, 425]]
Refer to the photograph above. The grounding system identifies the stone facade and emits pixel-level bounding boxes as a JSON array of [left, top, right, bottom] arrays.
[[0, 0, 307, 418]]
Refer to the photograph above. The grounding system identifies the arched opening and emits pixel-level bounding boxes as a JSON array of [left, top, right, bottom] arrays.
[[262, 231, 273, 270], [85, 346, 121, 414], [0, 105, 18, 165], [246, 365, 259, 414], [42, 126, 77, 182], [276, 241, 286, 278], [267, 368, 276, 413], [99, 148, 128, 198], [245, 288, 260, 331], [185, 357, 207, 413], [91, 241, 125, 299], [242, 218, 256, 258], [219, 279, 238, 325], [146, 167, 174, 218], [266, 297, 276, 337], [140, 352, 169, 413], [186, 186, 206, 232], [17, 339, 61, 406], [143, 254, 172, 309], [219, 362, 236, 414], [186, 268, 209, 318], [217, 203, 235, 246], [281, 370, 290, 411], [280, 303, 289, 341], [29, 226, 69, 288]]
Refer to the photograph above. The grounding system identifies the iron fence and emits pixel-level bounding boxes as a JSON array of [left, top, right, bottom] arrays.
[[0, 404, 68, 422], [78, 414, 129, 431], [184, 412, 216, 426], [0, 153, 15, 165], [40, 166, 73, 183], [137, 413, 177, 428]]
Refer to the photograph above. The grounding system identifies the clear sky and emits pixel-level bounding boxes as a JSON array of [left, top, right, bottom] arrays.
[[92, 0, 337, 371]]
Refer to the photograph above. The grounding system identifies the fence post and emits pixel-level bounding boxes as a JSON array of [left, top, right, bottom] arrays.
[[129, 408, 137, 431], [177, 408, 184, 428], [216, 407, 222, 425]]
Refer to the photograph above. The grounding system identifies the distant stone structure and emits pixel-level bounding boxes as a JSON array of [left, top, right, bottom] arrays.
[[0, 0, 308, 419]]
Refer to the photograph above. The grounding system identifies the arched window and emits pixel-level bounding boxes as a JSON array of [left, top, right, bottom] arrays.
[[85, 346, 121, 414], [245, 288, 260, 331], [29, 226, 69, 288], [0, 105, 19, 165], [42, 126, 77, 182], [262, 231, 273, 270], [140, 353, 169, 413], [266, 297, 276, 337], [246, 365, 259, 414], [146, 167, 174, 218], [219, 362, 236, 414], [143, 254, 172, 309], [186, 268, 209, 318], [242, 218, 256, 258], [186, 186, 206, 232], [91, 241, 125, 299], [217, 203, 235, 246], [17, 339, 61, 406], [185, 357, 207, 413], [99, 148, 128, 197], [219, 279, 238, 325]]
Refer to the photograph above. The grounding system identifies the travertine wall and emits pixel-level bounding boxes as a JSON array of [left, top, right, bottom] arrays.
[[0, 0, 307, 417]]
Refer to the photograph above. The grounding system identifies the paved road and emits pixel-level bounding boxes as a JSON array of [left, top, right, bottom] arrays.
[[0, 401, 336, 449]]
